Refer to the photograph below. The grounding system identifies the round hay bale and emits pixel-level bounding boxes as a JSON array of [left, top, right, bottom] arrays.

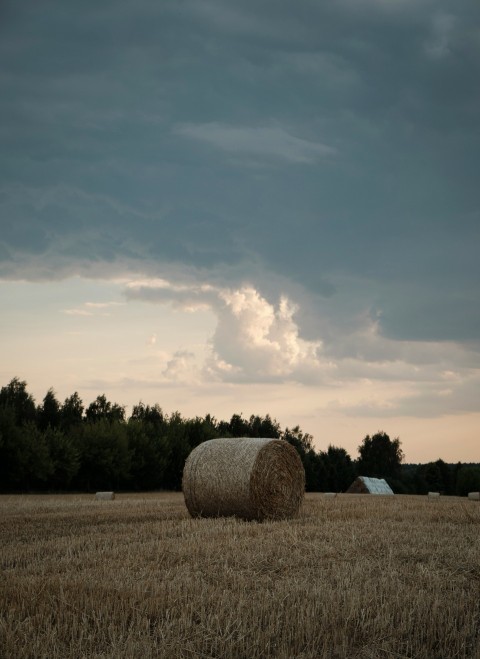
[[182, 437, 305, 521], [95, 491, 115, 500]]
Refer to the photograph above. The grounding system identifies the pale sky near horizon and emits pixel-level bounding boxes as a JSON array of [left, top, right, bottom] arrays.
[[1, 0, 479, 463]]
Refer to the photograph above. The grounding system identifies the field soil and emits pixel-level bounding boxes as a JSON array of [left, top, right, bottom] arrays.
[[1, 492, 479, 659]]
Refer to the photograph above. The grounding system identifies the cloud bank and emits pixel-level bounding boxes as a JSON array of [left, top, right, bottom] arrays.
[[125, 277, 480, 418], [1, 0, 479, 438]]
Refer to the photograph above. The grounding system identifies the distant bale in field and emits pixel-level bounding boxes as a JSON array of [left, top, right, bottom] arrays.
[[182, 437, 305, 521], [428, 492, 440, 498], [346, 476, 393, 495], [468, 492, 480, 501], [323, 492, 337, 498], [95, 491, 115, 500]]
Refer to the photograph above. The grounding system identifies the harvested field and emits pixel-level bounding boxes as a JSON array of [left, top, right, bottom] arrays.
[[1, 493, 479, 659]]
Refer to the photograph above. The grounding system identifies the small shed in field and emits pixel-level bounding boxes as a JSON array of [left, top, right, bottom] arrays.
[[346, 476, 394, 495]]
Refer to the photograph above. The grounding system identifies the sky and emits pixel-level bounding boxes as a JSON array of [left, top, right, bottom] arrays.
[[1, 0, 479, 463]]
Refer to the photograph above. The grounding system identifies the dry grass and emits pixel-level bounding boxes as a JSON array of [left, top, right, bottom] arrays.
[[1, 493, 479, 659]]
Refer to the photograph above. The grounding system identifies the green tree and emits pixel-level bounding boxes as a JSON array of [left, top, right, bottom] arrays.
[[74, 420, 130, 491], [357, 431, 403, 479], [320, 445, 356, 492], [0, 404, 54, 491], [436, 459, 455, 495], [415, 459, 454, 495], [0, 406, 25, 490], [301, 449, 325, 491], [127, 420, 169, 490], [162, 412, 191, 490], [283, 425, 314, 454], [217, 413, 281, 439], [248, 414, 281, 438], [86, 394, 125, 423], [184, 415, 220, 449], [130, 402, 164, 427], [456, 465, 480, 497], [38, 388, 61, 431], [218, 413, 250, 437], [0, 377, 36, 425], [45, 428, 80, 490], [61, 392, 84, 430], [22, 424, 54, 490], [283, 426, 316, 490]]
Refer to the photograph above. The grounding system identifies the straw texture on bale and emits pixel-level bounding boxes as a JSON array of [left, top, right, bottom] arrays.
[[182, 437, 305, 521], [468, 492, 480, 501], [95, 491, 115, 500]]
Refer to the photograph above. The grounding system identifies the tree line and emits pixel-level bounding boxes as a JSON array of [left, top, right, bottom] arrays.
[[0, 378, 479, 495]]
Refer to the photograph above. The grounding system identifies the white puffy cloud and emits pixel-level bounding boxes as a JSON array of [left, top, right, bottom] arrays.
[[206, 286, 332, 382], [162, 350, 200, 384], [127, 279, 331, 384], [125, 274, 480, 418]]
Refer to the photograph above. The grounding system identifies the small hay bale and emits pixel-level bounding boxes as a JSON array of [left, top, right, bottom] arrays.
[[468, 492, 480, 501], [346, 476, 393, 495], [182, 437, 305, 521], [323, 492, 337, 498], [95, 491, 115, 500], [428, 492, 440, 498]]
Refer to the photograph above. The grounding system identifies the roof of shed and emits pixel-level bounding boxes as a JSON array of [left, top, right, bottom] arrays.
[[347, 476, 394, 494]]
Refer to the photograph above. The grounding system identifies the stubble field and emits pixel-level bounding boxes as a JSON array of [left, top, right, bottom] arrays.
[[1, 492, 479, 659]]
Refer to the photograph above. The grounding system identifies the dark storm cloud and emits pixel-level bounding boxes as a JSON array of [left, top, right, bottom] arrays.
[[1, 0, 479, 342]]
